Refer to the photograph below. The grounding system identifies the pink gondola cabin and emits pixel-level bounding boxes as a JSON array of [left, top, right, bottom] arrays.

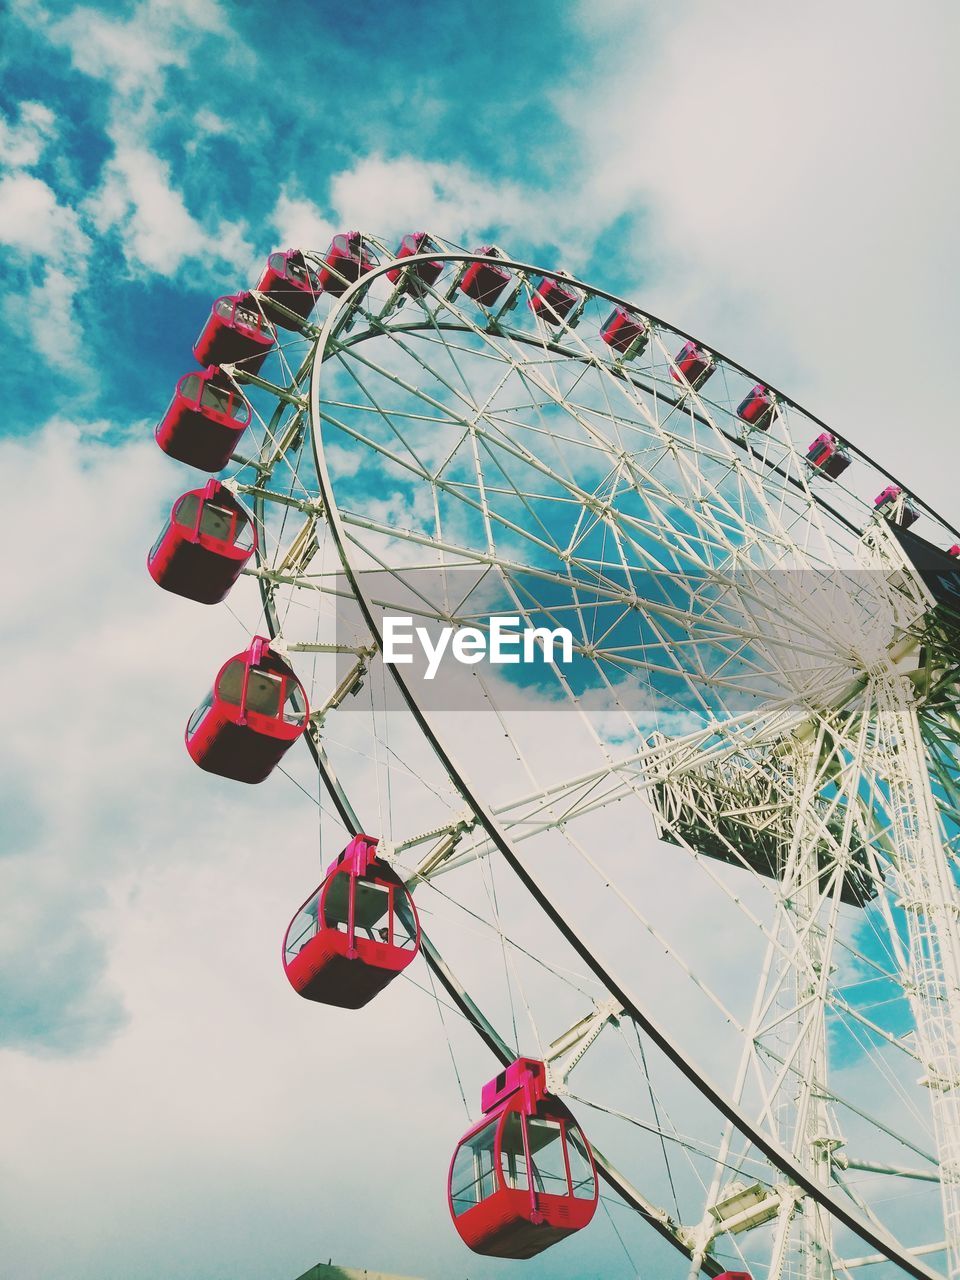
[[737, 383, 775, 431], [316, 232, 377, 297], [600, 307, 649, 359], [193, 292, 274, 374], [670, 339, 714, 391], [255, 249, 321, 328], [529, 276, 580, 327], [283, 833, 420, 1009], [148, 479, 256, 605], [155, 366, 251, 472], [459, 246, 512, 308], [805, 431, 852, 480], [875, 484, 920, 529], [448, 1058, 598, 1259], [185, 637, 308, 783], [386, 232, 444, 293]]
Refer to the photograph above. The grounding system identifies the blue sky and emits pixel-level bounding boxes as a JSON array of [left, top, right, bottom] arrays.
[[2, 1, 959, 1278], [1, 0, 603, 428]]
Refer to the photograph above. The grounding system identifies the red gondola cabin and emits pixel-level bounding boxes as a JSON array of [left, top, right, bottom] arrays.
[[448, 1058, 598, 1260], [148, 480, 256, 604], [530, 276, 580, 327], [600, 307, 648, 359], [806, 432, 851, 480], [737, 383, 775, 431], [317, 232, 377, 297], [255, 250, 321, 328], [875, 484, 919, 529], [185, 637, 308, 783], [283, 833, 420, 1009], [670, 340, 714, 391], [459, 247, 511, 308], [155, 366, 251, 471], [387, 232, 443, 293], [193, 293, 274, 373]]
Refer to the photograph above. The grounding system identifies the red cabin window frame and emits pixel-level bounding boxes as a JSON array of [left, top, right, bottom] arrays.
[[210, 293, 271, 337], [450, 1118, 499, 1217], [450, 1103, 597, 1218], [267, 250, 319, 291], [175, 370, 250, 425], [318, 868, 417, 951], [151, 483, 255, 559], [214, 659, 305, 728], [232, 299, 268, 336], [283, 852, 420, 968]]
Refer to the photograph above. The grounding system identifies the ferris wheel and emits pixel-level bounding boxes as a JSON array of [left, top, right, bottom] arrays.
[[147, 232, 960, 1280]]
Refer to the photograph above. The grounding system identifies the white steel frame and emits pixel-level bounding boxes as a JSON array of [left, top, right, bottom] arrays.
[[167, 236, 960, 1280]]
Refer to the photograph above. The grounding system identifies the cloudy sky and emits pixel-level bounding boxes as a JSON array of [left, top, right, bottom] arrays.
[[2, 1, 958, 1278]]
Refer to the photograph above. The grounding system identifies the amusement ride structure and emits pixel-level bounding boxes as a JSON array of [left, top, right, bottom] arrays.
[[147, 234, 960, 1280]]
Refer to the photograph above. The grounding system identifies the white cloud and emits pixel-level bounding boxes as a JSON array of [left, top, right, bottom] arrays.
[[0, 418, 525, 1279], [269, 190, 336, 252], [43, 0, 256, 281], [22, 266, 86, 371], [193, 108, 232, 137], [42, 0, 250, 153], [329, 154, 533, 244], [184, 108, 237, 154], [0, 169, 92, 376], [52, 6, 185, 97], [272, 153, 605, 270], [0, 100, 57, 168], [0, 170, 90, 259], [49, 0, 231, 102], [86, 143, 253, 276], [561, 0, 960, 519]]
